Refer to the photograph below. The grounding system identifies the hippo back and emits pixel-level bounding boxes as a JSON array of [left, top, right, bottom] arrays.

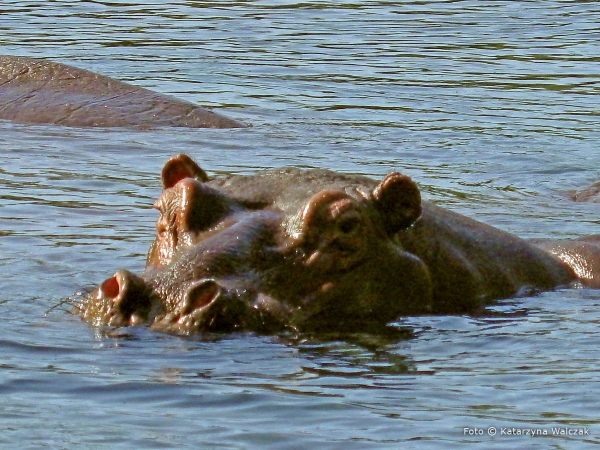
[[0, 55, 245, 128]]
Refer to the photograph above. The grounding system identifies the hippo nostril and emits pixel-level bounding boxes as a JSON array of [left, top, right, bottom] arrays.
[[98, 275, 120, 300], [182, 279, 222, 315]]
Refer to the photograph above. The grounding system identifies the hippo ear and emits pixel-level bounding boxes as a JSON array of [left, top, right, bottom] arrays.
[[371, 172, 422, 235], [182, 280, 222, 315], [162, 154, 209, 189]]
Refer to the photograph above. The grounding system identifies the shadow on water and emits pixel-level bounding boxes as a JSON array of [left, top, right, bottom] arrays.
[[279, 326, 420, 376]]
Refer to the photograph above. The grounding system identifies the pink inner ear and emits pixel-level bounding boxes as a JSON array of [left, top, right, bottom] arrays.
[[162, 164, 196, 189], [99, 276, 120, 299], [373, 172, 422, 233], [162, 154, 208, 189]]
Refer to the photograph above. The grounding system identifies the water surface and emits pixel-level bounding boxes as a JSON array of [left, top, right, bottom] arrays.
[[1, 2, 599, 448]]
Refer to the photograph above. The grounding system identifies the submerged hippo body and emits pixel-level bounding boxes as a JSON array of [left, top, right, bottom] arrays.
[[570, 182, 600, 203], [0, 55, 245, 128], [79, 154, 600, 334]]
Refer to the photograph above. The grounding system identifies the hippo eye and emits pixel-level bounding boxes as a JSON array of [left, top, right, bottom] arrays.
[[337, 214, 361, 234]]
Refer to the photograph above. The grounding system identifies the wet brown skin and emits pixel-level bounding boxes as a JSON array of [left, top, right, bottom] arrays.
[[570, 182, 600, 203], [529, 235, 600, 289], [0, 55, 245, 128], [80, 154, 600, 335]]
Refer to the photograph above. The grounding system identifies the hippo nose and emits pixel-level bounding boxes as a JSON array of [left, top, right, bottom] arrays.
[[97, 269, 133, 301], [96, 269, 149, 326]]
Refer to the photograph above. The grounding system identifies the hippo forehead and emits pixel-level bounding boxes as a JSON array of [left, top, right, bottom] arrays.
[[207, 167, 378, 215], [149, 159, 424, 269]]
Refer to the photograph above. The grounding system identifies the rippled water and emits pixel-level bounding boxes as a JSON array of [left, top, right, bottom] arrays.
[[1, 2, 599, 448]]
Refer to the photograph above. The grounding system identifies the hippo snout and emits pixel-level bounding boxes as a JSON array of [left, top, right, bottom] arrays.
[[83, 270, 266, 334], [153, 279, 248, 333]]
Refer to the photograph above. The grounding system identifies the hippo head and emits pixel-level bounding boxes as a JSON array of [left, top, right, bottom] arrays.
[[80, 154, 432, 334]]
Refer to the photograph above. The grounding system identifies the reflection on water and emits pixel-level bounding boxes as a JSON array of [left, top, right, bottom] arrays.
[[1, 1, 600, 448]]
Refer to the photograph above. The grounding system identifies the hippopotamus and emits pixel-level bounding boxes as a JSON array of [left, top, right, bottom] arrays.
[[570, 182, 600, 203], [0, 55, 244, 128], [77, 154, 600, 335]]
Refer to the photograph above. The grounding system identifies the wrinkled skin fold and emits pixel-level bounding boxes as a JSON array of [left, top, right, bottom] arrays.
[[0, 55, 245, 128], [78, 154, 600, 335]]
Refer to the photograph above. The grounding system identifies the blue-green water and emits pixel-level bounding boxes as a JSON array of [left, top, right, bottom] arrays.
[[1, 2, 599, 448]]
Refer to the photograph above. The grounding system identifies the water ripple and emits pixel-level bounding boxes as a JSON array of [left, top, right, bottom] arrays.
[[1, 1, 599, 448]]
